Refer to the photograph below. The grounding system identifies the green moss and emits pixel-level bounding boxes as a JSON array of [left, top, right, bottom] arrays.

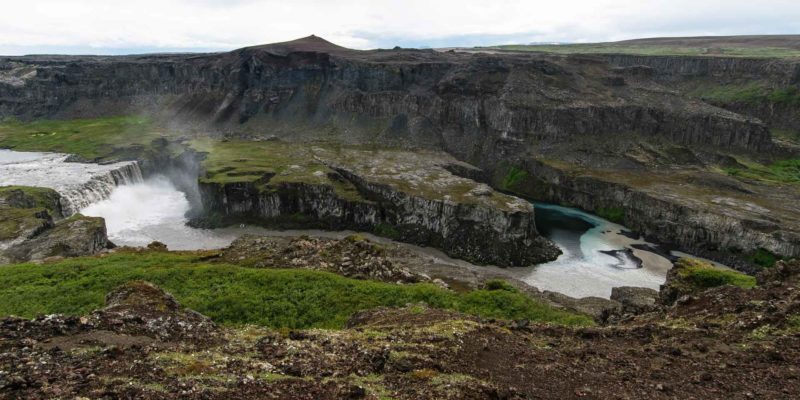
[[373, 223, 400, 239], [0, 251, 594, 328], [0, 186, 62, 241], [721, 158, 800, 186], [595, 207, 625, 224], [483, 279, 517, 292], [0, 186, 61, 211], [747, 248, 781, 269], [191, 139, 367, 202], [0, 207, 47, 241], [500, 166, 528, 191], [0, 116, 163, 160], [691, 83, 800, 106], [676, 258, 756, 289]]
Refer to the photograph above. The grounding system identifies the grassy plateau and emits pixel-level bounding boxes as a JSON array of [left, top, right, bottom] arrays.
[[0, 116, 164, 160]]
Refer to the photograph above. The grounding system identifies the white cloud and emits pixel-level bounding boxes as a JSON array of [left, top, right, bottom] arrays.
[[0, 0, 798, 54]]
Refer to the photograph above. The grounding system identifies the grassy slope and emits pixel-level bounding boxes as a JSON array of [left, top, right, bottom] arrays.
[[0, 116, 163, 160], [0, 251, 593, 328]]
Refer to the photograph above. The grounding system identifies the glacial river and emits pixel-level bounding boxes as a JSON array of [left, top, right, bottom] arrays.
[[80, 175, 675, 298], [1, 149, 684, 298]]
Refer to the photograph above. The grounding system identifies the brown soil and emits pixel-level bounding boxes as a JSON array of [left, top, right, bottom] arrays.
[[2, 261, 799, 399]]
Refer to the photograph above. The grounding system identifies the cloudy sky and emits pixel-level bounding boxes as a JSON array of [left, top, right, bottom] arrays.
[[1, 0, 798, 55]]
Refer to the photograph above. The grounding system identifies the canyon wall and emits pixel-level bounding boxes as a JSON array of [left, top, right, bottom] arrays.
[[196, 168, 561, 267]]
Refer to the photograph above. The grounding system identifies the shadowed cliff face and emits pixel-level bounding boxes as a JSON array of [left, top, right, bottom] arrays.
[[0, 36, 775, 159]]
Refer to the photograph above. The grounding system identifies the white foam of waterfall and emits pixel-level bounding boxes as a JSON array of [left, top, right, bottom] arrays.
[[80, 176, 262, 250], [0, 149, 143, 215]]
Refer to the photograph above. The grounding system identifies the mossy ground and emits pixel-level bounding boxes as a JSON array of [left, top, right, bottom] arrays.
[[690, 82, 800, 106], [722, 157, 800, 185], [0, 250, 593, 328], [0, 116, 165, 160], [675, 258, 757, 289], [0, 186, 60, 241], [190, 138, 366, 202]]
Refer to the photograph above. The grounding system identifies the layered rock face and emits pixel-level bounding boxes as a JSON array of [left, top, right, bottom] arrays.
[[195, 144, 560, 267], [0, 37, 773, 154], [603, 54, 800, 133]]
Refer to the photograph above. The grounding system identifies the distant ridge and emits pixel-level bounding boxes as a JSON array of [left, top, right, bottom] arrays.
[[244, 35, 355, 55], [612, 35, 800, 50]]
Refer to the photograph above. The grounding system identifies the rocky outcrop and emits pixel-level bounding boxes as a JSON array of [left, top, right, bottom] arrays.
[[603, 54, 800, 133], [197, 170, 560, 267], [92, 281, 218, 342], [658, 258, 756, 306], [610, 286, 659, 314], [218, 234, 427, 283], [0, 186, 112, 263], [2, 214, 111, 263]]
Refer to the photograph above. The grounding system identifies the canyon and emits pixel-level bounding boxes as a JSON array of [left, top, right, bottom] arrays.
[[1, 35, 798, 270]]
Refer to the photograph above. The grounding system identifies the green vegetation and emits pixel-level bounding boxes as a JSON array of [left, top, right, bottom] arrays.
[[483, 279, 517, 292], [500, 166, 528, 191], [595, 207, 625, 224], [0, 116, 164, 160], [691, 83, 800, 106], [0, 186, 61, 241], [486, 44, 800, 58], [190, 138, 366, 202], [722, 158, 800, 185], [772, 129, 800, 145], [373, 223, 400, 239], [747, 248, 782, 269], [676, 258, 757, 289], [0, 251, 593, 328]]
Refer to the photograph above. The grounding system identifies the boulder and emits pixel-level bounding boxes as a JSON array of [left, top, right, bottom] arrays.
[[92, 281, 218, 342], [544, 291, 622, 322], [2, 215, 110, 263], [610, 286, 659, 314]]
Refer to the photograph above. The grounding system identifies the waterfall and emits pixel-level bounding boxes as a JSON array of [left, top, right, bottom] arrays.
[[0, 149, 144, 216], [58, 162, 144, 215]]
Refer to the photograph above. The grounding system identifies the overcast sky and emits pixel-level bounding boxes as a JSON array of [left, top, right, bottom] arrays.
[[1, 0, 798, 55]]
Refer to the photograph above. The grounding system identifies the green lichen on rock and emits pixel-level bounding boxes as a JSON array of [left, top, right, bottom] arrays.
[[595, 207, 625, 224], [500, 166, 528, 191], [747, 248, 782, 269], [660, 258, 756, 305], [0, 186, 61, 242]]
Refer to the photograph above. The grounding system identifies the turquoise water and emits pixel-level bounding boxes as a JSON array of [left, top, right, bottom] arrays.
[[518, 203, 672, 298]]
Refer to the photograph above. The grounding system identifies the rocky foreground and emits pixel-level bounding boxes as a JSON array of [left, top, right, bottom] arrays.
[[2, 258, 798, 399]]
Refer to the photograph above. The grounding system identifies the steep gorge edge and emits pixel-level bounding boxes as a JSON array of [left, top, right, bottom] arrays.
[[2, 43, 799, 269]]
